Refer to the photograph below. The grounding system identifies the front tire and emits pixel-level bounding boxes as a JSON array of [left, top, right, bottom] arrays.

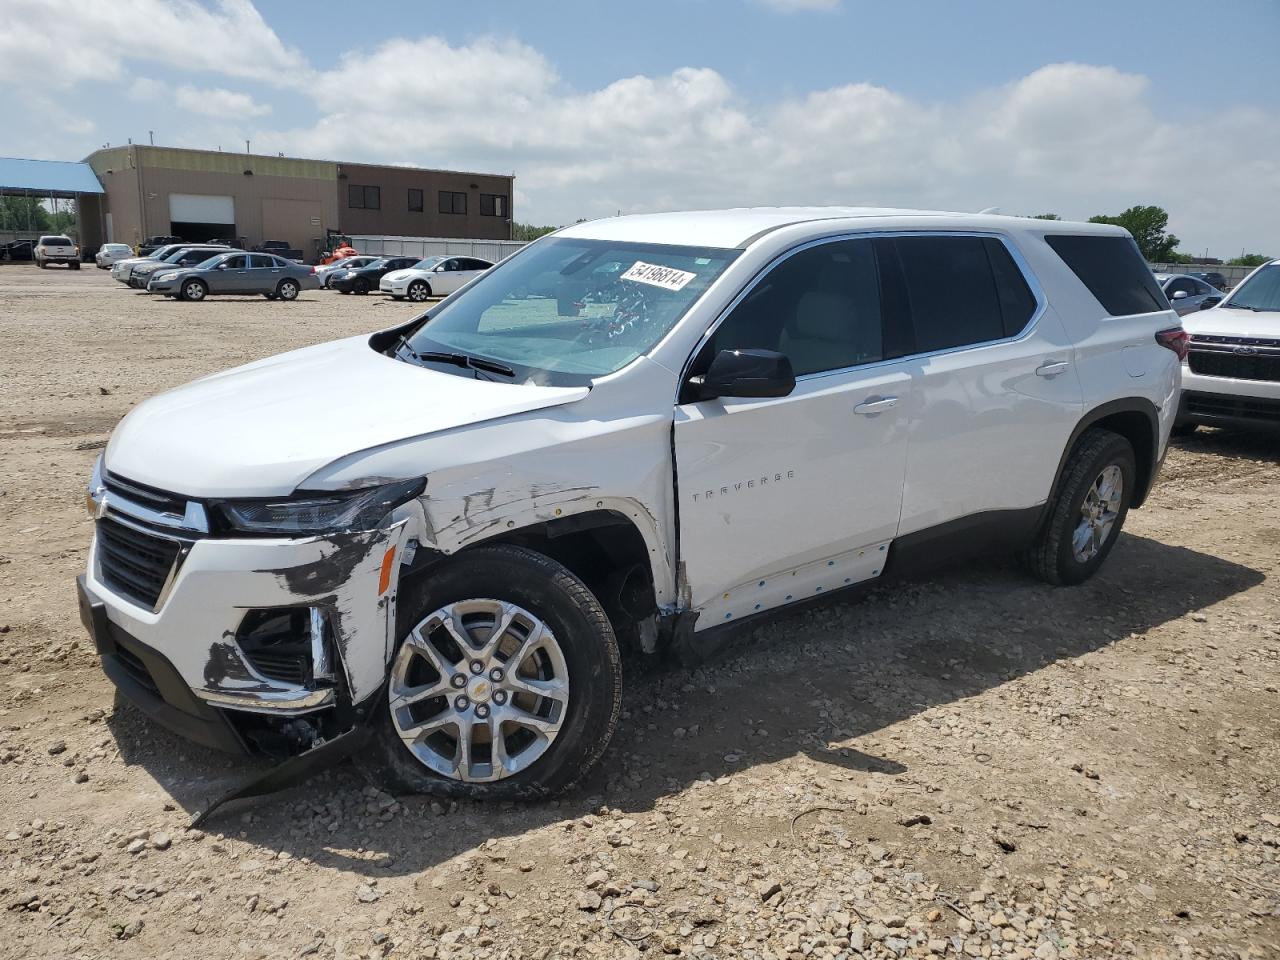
[[180, 278, 208, 302], [1022, 428, 1135, 586], [407, 279, 431, 302], [353, 277, 370, 295], [362, 544, 622, 800]]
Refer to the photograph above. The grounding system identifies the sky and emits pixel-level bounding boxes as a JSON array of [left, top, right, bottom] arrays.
[[1, 0, 1277, 257]]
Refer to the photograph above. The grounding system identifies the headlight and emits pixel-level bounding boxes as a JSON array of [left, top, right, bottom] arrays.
[[155, 272, 178, 282], [214, 478, 425, 535]]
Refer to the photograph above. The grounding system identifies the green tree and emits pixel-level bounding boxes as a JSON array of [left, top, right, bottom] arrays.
[[1087, 205, 1180, 262], [1031, 213, 1061, 220], [1228, 253, 1270, 267], [0, 196, 52, 232], [512, 222, 558, 241]]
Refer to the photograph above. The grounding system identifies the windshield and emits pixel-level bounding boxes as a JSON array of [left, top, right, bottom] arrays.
[[401, 237, 739, 385], [413, 256, 445, 270], [1225, 264, 1280, 312], [363, 259, 388, 270], [193, 254, 226, 270]]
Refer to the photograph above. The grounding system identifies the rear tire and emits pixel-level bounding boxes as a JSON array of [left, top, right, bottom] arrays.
[[276, 278, 300, 301], [361, 544, 622, 800], [1021, 428, 1135, 586], [70, 261, 80, 270], [37, 260, 47, 269]]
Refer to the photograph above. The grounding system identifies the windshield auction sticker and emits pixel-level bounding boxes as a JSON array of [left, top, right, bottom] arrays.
[[621, 261, 697, 292]]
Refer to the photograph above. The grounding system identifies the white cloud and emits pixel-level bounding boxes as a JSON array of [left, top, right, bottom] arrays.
[[0, 0, 307, 88], [173, 86, 272, 119]]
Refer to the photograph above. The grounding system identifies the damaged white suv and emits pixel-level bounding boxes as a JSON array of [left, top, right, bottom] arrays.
[[79, 208, 1183, 799]]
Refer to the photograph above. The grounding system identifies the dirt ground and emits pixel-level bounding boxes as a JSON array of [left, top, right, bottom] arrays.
[[1, 265, 1277, 960]]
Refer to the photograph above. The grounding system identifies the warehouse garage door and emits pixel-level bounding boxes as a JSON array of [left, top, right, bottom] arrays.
[[261, 198, 323, 260], [169, 193, 236, 244]]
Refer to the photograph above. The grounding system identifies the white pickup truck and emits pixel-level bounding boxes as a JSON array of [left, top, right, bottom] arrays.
[[79, 207, 1182, 799], [35, 235, 80, 269]]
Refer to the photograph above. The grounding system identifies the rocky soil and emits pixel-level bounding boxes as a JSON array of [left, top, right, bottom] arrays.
[[0, 267, 1277, 959]]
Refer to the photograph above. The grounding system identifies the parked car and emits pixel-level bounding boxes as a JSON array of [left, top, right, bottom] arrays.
[[329, 256, 419, 294], [112, 243, 228, 286], [1154, 273, 1223, 316], [35, 235, 80, 269], [79, 208, 1181, 796], [316, 255, 379, 288], [0, 239, 34, 261], [254, 240, 305, 262], [137, 235, 183, 257], [1176, 258, 1280, 432], [1187, 271, 1229, 292], [146, 251, 320, 301], [131, 245, 238, 289], [379, 255, 494, 302], [95, 243, 135, 269]]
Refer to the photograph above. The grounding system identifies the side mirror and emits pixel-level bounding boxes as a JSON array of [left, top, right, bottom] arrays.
[[1200, 297, 1221, 310], [1171, 290, 1189, 300], [692, 349, 796, 400]]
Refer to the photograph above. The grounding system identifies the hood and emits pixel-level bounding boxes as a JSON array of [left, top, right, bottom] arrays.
[[105, 336, 590, 497], [1183, 306, 1280, 340], [384, 269, 421, 283]]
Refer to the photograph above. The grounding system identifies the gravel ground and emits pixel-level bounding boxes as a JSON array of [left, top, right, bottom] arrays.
[[1, 266, 1277, 960]]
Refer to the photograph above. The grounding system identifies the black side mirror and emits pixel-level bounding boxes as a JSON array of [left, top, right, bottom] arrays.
[[1200, 297, 1221, 310], [692, 349, 796, 400]]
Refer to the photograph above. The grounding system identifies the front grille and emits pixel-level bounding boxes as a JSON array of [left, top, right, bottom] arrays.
[[1188, 335, 1280, 383], [96, 516, 183, 609], [104, 472, 190, 518], [1184, 391, 1280, 423]]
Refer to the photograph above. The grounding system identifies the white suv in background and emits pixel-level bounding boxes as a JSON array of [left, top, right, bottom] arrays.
[[1177, 258, 1280, 431], [78, 208, 1182, 799]]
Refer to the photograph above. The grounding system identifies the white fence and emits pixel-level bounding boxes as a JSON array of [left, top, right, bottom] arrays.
[[350, 235, 527, 262]]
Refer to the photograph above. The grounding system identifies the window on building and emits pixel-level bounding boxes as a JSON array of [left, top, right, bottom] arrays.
[[439, 191, 467, 215], [408, 188, 423, 212], [480, 194, 508, 218], [348, 184, 381, 210]]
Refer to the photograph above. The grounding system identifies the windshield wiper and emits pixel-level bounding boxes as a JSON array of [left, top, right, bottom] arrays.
[[409, 349, 515, 377]]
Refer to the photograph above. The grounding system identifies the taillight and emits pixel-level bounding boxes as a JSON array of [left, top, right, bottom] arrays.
[[309, 266, 316, 275], [1156, 327, 1189, 361]]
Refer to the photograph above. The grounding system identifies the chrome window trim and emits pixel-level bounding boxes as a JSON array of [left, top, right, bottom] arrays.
[[676, 229, 1049, 395]]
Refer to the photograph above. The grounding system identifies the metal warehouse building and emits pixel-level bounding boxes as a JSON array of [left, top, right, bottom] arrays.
[[80, 145, 514, 259]]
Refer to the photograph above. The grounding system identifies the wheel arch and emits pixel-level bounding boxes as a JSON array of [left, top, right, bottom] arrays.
[[1050, 398, 1161, 514]]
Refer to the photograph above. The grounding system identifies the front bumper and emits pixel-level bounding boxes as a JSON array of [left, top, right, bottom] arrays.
[[80, 486, 406, 753], [379, 277, 406, 294], [1179, 364, 1280, 427], [147, 276, 181, 294]]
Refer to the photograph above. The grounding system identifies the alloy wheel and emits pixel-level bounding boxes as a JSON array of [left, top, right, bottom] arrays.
[[1072, 464, 1123, 563], [389, 599, 570, 783]]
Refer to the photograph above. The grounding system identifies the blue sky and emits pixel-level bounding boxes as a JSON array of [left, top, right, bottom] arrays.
[[2, 0, 1278, 255]]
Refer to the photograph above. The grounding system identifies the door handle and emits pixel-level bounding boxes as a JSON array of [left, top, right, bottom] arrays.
[[853, 396, 899, 415], [1035, 360, 1070, 378]]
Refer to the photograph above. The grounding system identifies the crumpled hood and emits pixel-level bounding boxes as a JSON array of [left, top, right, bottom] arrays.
[[105, 336, 589, 497], [1183, 306, 1280, 339]]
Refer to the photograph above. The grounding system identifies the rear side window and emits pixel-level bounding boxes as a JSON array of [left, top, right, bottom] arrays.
[[889, 235, 1036, 353], [1044, 234, 1167, 315]]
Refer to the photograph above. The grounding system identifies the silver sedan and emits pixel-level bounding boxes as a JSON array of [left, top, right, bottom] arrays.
[[1154, 272, 1224, 316], [147, 252, 321, 302]]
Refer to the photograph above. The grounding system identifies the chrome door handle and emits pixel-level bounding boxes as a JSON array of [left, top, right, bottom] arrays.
[[1035, 360, 1070, 378], [853, 396, 899, 414]]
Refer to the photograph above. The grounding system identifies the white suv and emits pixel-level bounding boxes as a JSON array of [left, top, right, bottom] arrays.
[[78, 208, 1183, 798], [1176, 259, 1280, 431]]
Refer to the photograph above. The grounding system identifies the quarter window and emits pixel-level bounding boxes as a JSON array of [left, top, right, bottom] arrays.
[[480, 194, 508, 217], [348, 184, 380, 210], [439, 191, 467, 215], [1044, 234, 1167, 315], [408, 188, 424, 212], [702, 238, 889, 377]]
